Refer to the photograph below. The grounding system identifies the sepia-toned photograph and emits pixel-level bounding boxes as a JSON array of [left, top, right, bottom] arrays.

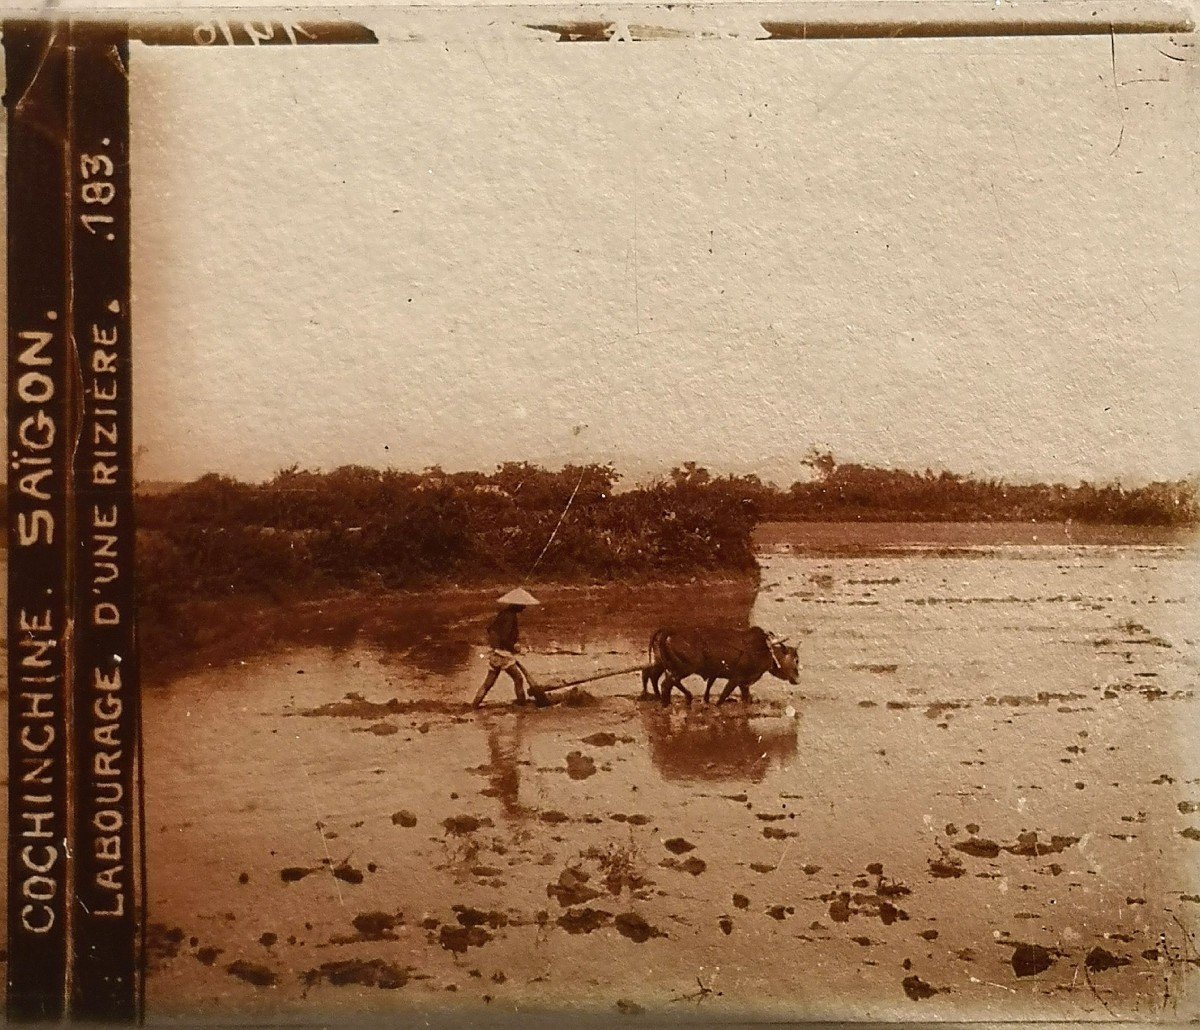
[[4, 4, 1200, 1024]]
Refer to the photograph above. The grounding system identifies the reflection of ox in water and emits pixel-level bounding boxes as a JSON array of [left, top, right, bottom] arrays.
[[642, 707, 798, 782], [641, 626, 800, 706]]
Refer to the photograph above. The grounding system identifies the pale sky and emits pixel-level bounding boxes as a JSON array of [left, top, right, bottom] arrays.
[[116, 22, 1198, 485]]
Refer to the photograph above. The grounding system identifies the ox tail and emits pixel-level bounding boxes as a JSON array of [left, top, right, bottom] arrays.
[[642, 628, 668, 695], [647, 627, 666, 666]]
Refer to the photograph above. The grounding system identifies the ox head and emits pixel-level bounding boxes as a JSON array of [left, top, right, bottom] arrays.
[[766, 634, 801, 684]]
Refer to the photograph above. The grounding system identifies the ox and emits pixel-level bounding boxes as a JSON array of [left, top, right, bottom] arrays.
[[641, 626, 800, 706]]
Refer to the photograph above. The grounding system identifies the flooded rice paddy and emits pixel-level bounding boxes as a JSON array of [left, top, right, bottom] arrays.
[[140, 523, 1200, 1023]]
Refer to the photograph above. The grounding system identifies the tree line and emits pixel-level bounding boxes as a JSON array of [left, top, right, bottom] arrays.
[[766, 451, 1200, 525], [135, 462, 759, 608], [132, 454, 1197, 609]]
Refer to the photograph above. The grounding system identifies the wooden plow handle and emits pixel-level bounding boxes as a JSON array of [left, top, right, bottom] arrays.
[[529, 662, 646, 694]]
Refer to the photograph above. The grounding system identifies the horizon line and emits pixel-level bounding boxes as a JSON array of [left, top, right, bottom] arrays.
[[125, 457, 1200, 492]]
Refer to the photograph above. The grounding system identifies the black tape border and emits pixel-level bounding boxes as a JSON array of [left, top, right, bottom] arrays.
[[4, 21, 73, 1023], [67, 22, 140, 1024]]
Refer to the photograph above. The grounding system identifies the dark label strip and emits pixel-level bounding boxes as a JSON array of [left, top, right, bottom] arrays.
[[133, 18, 377, 46], [68, 21, 140, 1023], [4, 20, 72, 1023]]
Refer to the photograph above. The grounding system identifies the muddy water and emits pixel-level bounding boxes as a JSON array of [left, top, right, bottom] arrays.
[[142, 526, 1200, 1023]]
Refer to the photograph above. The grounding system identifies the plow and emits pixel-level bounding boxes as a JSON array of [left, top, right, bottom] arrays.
[[518, 660, 645, 702]]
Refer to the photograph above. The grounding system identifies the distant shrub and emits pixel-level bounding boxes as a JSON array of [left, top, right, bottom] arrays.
[[767, 451, 1200, 527]]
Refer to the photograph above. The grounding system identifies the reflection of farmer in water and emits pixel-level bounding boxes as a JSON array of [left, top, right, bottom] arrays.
[[472, 588, 541, 708], [485, 721, 529, 818]]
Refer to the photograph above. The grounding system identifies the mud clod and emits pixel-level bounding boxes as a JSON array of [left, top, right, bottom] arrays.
[[661, 856, 706, 876], [902, 975, 939, 1001], [452, 906, 508, 929], [302, 958, 410, 990], [566, 751, 597, 780], [548, 868, 603, 907], [929, 858, 965, 879], [332, 863, 364, 885], [1003, 832, 1079, 857], [392, 810, 418, 827], [824, 889, 908, 925], [1010, 943, 1054, 977], [226, 960, 277, 987], [442, 815, 491, 835], [145, 924, 185, 971], [953, 838, 1001, 859], [356, 722, 398, 736], [351, 912, 402, 939], [763, 826, 797, 840], [614, 912, 666, 942], [1085, 946, 1130, 972], [557, 908, 612, 934], [438, 925, 493, 953], [663, 837, 695, 855]]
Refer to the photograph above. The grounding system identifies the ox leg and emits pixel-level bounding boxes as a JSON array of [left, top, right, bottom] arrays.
[[675, 676, 693, 705], [716, 679, 741, 705], [642, 666, 667, 700], [703, 677, 718, 703], [660, 673, 675, 707], [739, 684, 751, 703]]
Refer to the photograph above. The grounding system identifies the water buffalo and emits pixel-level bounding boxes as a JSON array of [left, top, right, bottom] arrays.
[[642, 629, 721, 702], [642, 626, 800, 706]]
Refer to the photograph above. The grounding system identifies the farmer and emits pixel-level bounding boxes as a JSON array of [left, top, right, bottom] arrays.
[[472, 588, 542, 708]]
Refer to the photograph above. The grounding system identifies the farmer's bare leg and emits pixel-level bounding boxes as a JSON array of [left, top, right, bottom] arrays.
[[473, 668, 501, 708], [505, 665, 528, 703]]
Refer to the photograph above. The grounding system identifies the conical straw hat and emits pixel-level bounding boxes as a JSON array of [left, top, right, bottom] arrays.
[[497, 587, 541, 607]]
